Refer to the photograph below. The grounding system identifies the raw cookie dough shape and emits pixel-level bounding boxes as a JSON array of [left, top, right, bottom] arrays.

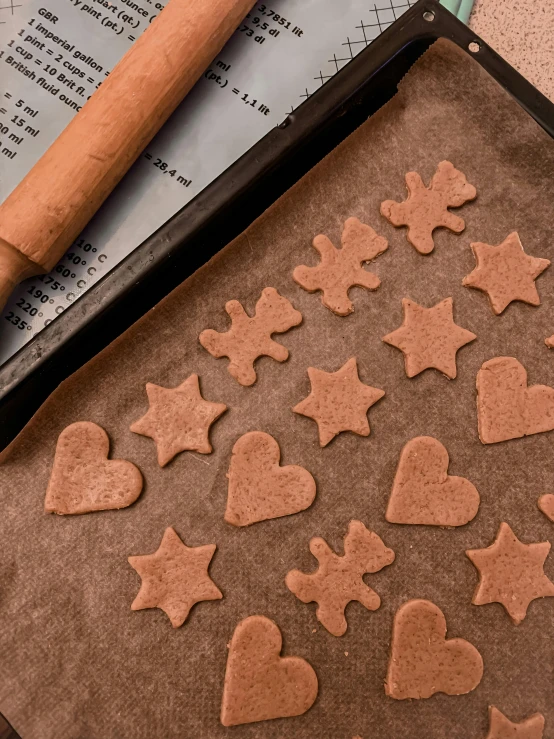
[[292, 216, 388, 316], [380, 161, 476, 254], [485, 706, 545, 739], [220, 615, 318, 726], [225, 431, 316, 527], [385, 599, 483, 700], [199, 287, 302, 386], [476, 357, 554, 444], [462, 232, 550, 315], [538, 494, 554, 522], [293, 357, 385, 447], [285, 520, 395, 636], [466, 522, 554, 625], [386, 436, 480, 526], [128, 527, 222, 628], [545, 335, 554, 349], [44, 421, 143, 515], [130, 374, 227, 466], [382, 297, 476, 379]]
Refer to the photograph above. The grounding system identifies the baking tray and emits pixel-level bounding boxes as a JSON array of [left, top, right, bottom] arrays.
[[0, 0, 552, 457]]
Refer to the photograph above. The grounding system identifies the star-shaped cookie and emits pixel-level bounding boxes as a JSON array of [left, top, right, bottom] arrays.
[[382, 297, 476, 379], [462, 232, 550, 315], [128, 527, 222, 627], [485, 706, 545, 739], [466, 522, 554, 624], [293, 357, 385, 446], [130, 374, 227, 466]]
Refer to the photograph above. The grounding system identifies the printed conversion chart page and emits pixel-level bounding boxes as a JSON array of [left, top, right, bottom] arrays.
[[0, 0, 415, 363]]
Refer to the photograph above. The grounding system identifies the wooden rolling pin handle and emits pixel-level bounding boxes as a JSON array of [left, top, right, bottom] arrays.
[[0, 0, 255, 311], [0, 239, 40, 312]]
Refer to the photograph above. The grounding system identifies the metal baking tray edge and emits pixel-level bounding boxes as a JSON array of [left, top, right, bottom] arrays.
[[0, 0, 553, 452]]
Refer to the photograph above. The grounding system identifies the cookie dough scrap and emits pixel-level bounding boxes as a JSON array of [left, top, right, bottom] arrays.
[[199, 287, 302, 386], [221, 615, 318, 727], [386, 436, 480, 527], [538, 494, 554, 522], [44, 421, 143, 515], [545, 335, 554, 349], [285, 521, 394, 636], [128, 527, 222, 628], [463, 232, 550, 315], [476, 357, 554, 444], [130, 374, 227, 466], [466, 522, 554, 625], [293, 357, 385, 446], [485, 706, 545, 739], [380, 161, 476, 254], [225, 431, 316, 527], [385, 599, 483, 700], [382, 297, 476, 379], [292, 216, 388, 316]]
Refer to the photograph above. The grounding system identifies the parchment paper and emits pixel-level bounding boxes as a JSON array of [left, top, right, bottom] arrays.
[[1, 40, 554, 739]]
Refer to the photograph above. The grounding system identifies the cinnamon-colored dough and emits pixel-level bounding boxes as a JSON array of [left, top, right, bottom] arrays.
[[382, 297, 476, 379], [485, 706, 545, 739], [292, 217, 388, 316], [285, 521, 394, 636], [386, 436, 480, 526], [538, 494, 554, 522], [476, 357, 554, 444], [44, 421, 143, 515], [220, 615, 318, 726], [293, 357, 385, 446], [130, 374, 227, 466], [462, 232, 550, 315], [199, 287, 302, 386], [385, 599, 483, 700], [225, 431, 316, 527], [466, 522, 554, 624], [380, 161, 476, 254], [128, 527, 222, 628]]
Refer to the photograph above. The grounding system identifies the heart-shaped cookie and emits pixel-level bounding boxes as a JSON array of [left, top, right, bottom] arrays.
[[477, 357, 554, 444], [225, 431, 316, 527], [220, 615, 318, 726], [45, 421, 143, 515], [386, 436, 480, 526], [385, 599, 483, 700]]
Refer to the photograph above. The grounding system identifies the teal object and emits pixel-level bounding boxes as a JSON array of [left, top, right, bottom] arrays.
[[439, 0, 475, 23], [458, 0, 475, 23]]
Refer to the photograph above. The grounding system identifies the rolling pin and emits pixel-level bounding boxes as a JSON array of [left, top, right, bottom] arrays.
[[0, 0, 256, 311]]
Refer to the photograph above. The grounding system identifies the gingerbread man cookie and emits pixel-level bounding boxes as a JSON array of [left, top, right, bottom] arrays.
[[380, 161, 476, 254], [293, 217, 388, 316], [199, 287, 302, 386], [286, 521, 394, 636]]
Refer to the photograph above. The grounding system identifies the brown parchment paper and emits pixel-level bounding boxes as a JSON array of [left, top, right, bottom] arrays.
[[1, 40, 554, 739]]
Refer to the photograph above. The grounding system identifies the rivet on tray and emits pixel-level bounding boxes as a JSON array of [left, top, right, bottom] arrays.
[[279, 115, 294, 129], [422, 10, 435, 22]]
